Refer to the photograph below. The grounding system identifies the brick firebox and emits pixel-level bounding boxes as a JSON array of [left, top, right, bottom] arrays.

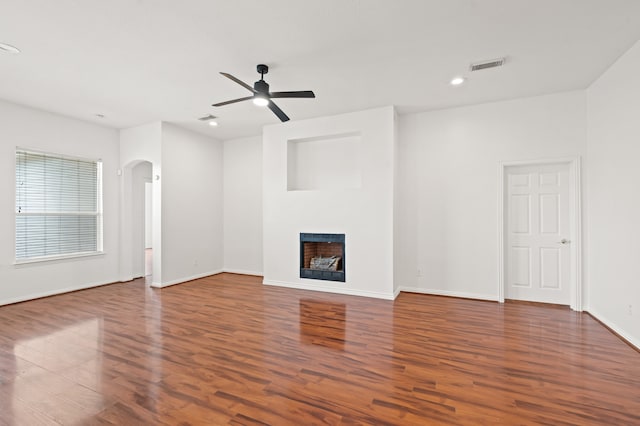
[[299, 233, 345, 282]]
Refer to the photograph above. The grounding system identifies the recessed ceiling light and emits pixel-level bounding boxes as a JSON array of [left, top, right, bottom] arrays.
[[0, 43, 21, 54], [208, 120, 218, 127], [450, 77, 465, 86]]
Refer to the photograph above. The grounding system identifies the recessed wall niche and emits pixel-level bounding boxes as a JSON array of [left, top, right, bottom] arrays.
[[287, 132, 362, 191]]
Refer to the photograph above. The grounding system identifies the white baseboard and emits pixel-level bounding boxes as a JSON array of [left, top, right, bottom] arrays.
[[151, 269, 224, 288], [263, 279, 396, 300], [398, 286, 499, 302], [222, 268, 263, 277], [393, 286, 402, 299], [586, 307, 640, 350], [0, 278, 120, 306]]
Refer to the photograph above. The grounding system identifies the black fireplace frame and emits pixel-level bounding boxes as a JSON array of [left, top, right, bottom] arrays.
[[300, 233, 345, 282]]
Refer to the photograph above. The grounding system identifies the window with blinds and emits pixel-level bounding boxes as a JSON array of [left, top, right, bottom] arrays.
[[15, 150, 103, 261]]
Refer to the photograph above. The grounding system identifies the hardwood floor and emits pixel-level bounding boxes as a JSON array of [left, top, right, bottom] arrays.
[[0, 273, 639, 425]]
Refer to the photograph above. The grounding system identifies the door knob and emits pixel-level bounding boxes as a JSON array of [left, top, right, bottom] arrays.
[[559, 239, 571, 245]]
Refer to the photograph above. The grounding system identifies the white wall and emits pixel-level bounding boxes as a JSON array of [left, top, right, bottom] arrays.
[[120, 122, 223, 287], [0, 100, 120, 305], [586, 40, 640, 348], [263, 106, 396, 299], [396, 91, 587, 300], [393, 109, 401, 295], [223, 136, 263, 275], [160, 123, 224, 285], [145, 182, 153, 249]]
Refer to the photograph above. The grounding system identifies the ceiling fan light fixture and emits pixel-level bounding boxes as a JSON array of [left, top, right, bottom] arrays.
[[253, 94, 269, 107]]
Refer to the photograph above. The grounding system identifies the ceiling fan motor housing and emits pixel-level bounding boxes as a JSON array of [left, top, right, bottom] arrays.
[[254, 79, 270, 93]]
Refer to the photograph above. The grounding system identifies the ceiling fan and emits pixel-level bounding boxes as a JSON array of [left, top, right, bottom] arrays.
[[212, 64, 315, 122]]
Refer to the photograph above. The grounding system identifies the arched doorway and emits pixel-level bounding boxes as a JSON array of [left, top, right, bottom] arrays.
[[120, 159, 161, 285]]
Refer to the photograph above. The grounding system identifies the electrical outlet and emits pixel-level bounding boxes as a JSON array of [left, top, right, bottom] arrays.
[[417, 268, 423, 277], [193, 259, 198, 267], [629, 305, 633, 316]]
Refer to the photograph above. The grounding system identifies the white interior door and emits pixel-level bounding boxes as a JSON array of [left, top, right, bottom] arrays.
[[505, 163, 571, 305]]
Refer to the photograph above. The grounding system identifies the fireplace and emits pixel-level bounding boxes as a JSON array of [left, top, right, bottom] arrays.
[[300, 233, 345, 282]]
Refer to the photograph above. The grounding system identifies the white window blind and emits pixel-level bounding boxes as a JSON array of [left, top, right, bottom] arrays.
[[15, 150, 103, 261]]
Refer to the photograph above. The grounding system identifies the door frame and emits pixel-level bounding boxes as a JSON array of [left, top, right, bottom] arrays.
[[497, 157, 582, 311]]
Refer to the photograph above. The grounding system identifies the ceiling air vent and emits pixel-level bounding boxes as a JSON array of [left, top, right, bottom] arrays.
[[470, 57, 505, 72]]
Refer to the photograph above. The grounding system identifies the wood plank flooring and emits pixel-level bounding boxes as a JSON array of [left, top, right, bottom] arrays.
[[0, 273, 639, 425]]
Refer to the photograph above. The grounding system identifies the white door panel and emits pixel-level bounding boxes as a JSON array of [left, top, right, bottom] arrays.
[[505, 164, 571, 305]]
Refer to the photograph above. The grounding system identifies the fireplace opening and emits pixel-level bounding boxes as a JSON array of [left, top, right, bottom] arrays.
[[300, 233, 345, 282]]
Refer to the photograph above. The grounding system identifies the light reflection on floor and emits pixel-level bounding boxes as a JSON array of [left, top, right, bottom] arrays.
[[8, 318, 106, 424]]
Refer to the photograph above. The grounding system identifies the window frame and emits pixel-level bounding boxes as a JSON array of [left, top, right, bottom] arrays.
[[14, 148, 104, 264]]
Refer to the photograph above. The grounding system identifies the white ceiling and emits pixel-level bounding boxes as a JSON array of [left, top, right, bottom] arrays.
[[1, 0, 639, 140]]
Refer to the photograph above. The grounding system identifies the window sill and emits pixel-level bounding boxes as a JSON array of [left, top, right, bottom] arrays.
[[14, 251, 105, 266]]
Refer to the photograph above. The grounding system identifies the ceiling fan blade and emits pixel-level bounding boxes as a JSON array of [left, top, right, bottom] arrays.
[[268, 101, 290, 122], [212, 96, 253, 107], [270, 91, 315, 99], [220, 72, 256, 93]]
